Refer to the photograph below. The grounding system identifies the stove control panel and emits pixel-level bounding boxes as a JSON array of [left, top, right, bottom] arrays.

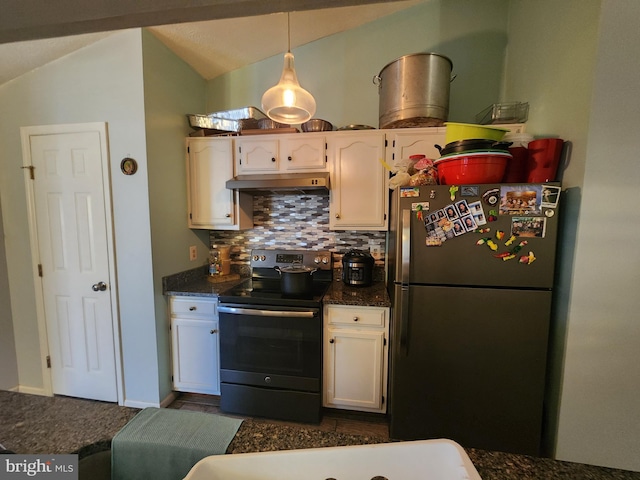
[[250, 249, 332, 270]]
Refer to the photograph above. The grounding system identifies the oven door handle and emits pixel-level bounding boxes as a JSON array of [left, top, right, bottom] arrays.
[[218, 306, 317, 318]]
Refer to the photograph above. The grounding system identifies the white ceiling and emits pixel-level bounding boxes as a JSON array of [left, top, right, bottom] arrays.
[[0, 0, 422, 86]]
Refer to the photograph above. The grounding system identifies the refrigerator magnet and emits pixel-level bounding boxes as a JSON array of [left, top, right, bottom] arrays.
[[511, 216, 547, 238], [455, 200, 470, 216], [411, 202, 429, 212], [482, 188, 500, 206], [460, 186, 479, 196], [445, 205, 458, 220], [541, 185, 561, 208], [500, 185, 542, 215], [462, 215, 477, 232], [400, 187, 420, 197], [452, 219, 465, 236], [468, 201, 487, 226]]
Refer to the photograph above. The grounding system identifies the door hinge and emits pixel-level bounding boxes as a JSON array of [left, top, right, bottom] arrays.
[[382, 395, 385, 404], [46, 355, 51, 368], [189, 212, 192, 220], [383, 337, 387, 346], [385, 139, 388, 148], [187, 146, 190, 153], [21, 165, 35, 180], [38, 264, 43, 277]]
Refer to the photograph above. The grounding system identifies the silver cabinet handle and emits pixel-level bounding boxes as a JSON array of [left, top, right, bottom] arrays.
[[210, 329, 218, 334], [92, 282, 107, 292], [353, 316, 359, 322], [189, 306, 197, 311]]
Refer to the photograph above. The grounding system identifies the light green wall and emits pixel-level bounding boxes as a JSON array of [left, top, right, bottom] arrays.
[[503, 0, 601, 461], [0, 30, 160, 406], [553, 0, 640, 471], [141, 30, 208, 402], [504, 0, 599, 190], [206, 0, 509, 127], [0, 200, 18, 390]]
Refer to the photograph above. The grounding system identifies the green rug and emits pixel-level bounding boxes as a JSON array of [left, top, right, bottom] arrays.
[[111, 407, 243, 480]]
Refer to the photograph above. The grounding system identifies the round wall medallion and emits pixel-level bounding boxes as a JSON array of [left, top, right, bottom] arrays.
[[121, 157, 138, 175]]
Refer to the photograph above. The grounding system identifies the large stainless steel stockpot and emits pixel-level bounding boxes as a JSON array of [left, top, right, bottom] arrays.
[[374, 53, 454, 129]]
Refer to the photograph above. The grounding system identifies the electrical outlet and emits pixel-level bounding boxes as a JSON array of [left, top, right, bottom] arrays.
[[189, 245, 197, 261]]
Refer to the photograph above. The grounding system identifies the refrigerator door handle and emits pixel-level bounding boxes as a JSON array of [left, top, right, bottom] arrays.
[[401, 209, 411, 284], [399, 284, 410, 355]]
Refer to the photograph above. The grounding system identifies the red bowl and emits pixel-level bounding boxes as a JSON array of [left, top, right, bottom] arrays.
[[435, 151, 511, 185]]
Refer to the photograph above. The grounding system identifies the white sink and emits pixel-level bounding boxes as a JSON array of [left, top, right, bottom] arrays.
[[184, 439, 481, 480]]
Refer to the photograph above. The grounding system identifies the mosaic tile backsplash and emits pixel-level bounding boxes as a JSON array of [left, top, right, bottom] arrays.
[[209, 193, 386, 268]]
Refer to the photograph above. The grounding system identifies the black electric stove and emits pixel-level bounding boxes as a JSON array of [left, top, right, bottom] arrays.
[[217, 249, 332, 424], [218, 249, 333, 308]]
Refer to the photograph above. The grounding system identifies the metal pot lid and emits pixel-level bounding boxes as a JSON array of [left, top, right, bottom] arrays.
[[342, 249, 374, 260], [275, 264, 317, 274]]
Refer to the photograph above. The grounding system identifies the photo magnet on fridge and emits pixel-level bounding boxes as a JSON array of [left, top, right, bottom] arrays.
[[468, 201, 487, 226], [455, 200, 470, 216], [511, 216, 547, 238], [541, 185, 561, 208], [445, 205, 459, 220], [500, 185, 542, 215]]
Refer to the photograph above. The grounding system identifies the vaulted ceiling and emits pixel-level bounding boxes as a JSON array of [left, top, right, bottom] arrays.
[[0, 0, 422, 86]]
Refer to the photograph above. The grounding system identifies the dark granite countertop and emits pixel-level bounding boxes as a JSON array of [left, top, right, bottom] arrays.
[[322, 280, 391, 307], [163, 265, 247, 297], [164, 266, 391, 307]]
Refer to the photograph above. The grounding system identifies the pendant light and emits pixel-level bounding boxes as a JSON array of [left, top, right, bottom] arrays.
[[261, 12, 316, 124]]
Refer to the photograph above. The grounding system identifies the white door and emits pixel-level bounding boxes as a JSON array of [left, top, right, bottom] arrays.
[[24, 125, 118, 402]]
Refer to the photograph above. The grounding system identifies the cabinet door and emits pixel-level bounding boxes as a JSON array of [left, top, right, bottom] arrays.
[[171, 317, 220, 395], [281, 134, 327, 171], [385, 127, 446, 167], [324, 328, 384, 411], [329, 132, 388, 230], [186, 137, 252, 230], [236, 137, 280, 173]]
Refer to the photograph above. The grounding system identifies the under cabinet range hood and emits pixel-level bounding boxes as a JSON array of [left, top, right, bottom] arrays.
[[226, 172, 330, 194]]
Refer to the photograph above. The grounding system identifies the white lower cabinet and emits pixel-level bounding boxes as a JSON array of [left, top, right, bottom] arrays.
[[170, 296, 220, 395], [323, 304, 389, 413]]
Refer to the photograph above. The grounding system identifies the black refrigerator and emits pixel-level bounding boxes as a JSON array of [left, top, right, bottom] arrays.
[[387, 183, 561, 456]]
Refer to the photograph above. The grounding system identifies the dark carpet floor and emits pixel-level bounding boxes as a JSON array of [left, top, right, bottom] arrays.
[[2, 391, 640, 480]]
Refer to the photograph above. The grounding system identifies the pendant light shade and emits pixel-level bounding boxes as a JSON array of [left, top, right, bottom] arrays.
[[261, 13, 316, 124]]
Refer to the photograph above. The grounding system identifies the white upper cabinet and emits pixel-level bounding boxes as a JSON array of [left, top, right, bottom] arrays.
[[385, 126, 446, 167], [328, 131, 388, 231], [281, 134, 328, 171], [236, 133, 328, 174], [186, 137, 253, 230]]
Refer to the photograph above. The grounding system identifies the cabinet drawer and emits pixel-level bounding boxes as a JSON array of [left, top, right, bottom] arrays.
[[170, 297, 217, 317], [325, 305, 387, 327]]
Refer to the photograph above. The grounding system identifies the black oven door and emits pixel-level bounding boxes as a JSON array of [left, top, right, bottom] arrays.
[[217, 304, 321, 392]]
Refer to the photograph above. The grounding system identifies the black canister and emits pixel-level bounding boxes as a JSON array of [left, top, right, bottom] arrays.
[[342, 249, 374, 287]]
